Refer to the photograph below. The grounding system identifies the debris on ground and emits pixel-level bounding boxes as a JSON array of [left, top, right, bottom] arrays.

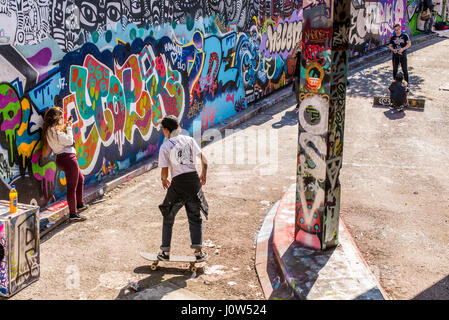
[[205, 265, 227, 275], [203, 239, 216, 248]]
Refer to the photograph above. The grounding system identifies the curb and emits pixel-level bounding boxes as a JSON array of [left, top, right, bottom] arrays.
[[266, 184, 387, 300], [254, 200, 280, 299]]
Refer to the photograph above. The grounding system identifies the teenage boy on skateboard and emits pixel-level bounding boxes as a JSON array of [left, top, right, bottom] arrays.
[[157, 115, 209, 262]]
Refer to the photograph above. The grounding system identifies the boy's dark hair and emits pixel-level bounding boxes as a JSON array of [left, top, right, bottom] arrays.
[[161, 115, 179, 133], [395, 72, 404, 82], [394, 23, 401, 28]]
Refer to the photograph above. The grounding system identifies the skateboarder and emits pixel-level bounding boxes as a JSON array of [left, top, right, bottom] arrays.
[[388, 72, 409, 111], [389, 23, 411, 87], [157, 115, 209, 262]]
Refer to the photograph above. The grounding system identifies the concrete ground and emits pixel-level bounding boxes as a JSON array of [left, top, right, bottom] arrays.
[[340, 33, 449, 300], [8, 34, 449, 300]]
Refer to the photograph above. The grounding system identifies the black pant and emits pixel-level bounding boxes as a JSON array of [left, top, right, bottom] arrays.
[[392, 53, 409, 83], [158, 172, 208, 251]]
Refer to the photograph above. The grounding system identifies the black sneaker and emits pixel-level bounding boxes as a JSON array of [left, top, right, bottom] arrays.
[[157, 250, 170, 261], [69, 213, 87, 222], [194, 250, 208, 262], [77, 204, 89, 212]]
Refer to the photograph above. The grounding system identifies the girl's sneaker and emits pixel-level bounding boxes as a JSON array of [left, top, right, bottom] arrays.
[[157, 250, 170, 261], [69, 213, 87, 222], [77, 204, 89, 212]]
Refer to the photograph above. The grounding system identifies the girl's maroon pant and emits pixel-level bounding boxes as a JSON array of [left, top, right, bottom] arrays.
[[56, 153, 84, 214]]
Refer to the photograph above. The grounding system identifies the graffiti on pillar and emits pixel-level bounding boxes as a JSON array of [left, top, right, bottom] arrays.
[[296, 0, 333, 250], [0, 1, 303, 208], [325, 0, 351, 246], [296, 0, 350, 250]]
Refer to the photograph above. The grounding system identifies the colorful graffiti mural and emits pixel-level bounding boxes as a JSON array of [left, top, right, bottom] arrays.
[[0, 1, 303, 208], [407, 0, 449, 35], [349, 0, 407, 57], [0, 0, 446, 209]]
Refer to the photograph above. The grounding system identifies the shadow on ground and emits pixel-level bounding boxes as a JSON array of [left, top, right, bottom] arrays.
[[279, 242, 336, 300], [263, 228, 295, 300], [347, 65, 426, 99], [382, 108, 406, 120], [115, 264, 203, 300], [412, 275, 449, 300], [40, 220, 73, 244], [271, 109, 299, 129]]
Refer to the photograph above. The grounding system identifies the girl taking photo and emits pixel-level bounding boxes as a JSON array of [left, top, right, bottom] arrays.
[[41, 107, 88, 222]]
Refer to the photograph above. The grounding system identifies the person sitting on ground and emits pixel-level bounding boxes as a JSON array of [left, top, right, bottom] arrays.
[[157, 115, 209, 262], [388, 72, 409, 111]]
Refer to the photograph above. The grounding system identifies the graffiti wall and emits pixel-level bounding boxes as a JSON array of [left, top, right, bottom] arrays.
[[0, 1, 303, 208], [407, 0, 449, 35], [0, 219, 7, 295]]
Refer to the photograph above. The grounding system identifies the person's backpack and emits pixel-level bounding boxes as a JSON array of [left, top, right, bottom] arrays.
[[421, 8, 431, 20], [435, 22, 447, 30]]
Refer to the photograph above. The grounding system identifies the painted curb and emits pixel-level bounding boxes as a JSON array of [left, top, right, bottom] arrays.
[[268, 184, 388, 300], [254, 200, 280, 299]]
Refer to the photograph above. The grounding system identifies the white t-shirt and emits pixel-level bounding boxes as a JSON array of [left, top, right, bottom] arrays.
[[158, 134, 201, 178], [47, 127, 76, 155]]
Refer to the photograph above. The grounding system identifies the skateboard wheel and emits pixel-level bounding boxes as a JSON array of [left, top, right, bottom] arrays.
[[150, 264, 158, 271], [190, 266, 198, 273]]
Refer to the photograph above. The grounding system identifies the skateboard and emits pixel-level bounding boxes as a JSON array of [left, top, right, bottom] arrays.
[[373, 96, 425, 110], [140, 252, 205, 273]]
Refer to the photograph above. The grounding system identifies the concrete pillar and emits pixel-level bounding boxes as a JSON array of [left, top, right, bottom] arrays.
[[295, 0, 351, 250]]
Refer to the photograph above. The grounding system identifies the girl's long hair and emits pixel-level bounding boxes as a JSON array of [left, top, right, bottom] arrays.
[[41, 107, 63, 151]]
